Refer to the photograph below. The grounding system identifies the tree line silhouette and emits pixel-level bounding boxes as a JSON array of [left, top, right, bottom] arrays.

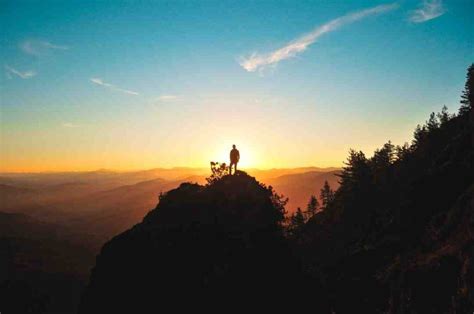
[[285, 63, 474, 313]]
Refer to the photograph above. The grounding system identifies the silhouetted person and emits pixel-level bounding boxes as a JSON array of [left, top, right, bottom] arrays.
[[229, 145, 240, 175]]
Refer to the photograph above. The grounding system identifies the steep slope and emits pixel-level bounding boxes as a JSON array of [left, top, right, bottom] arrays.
[[295, 99, 474, 312], [78, 172, 323, 313], [385, 184, 474, 313]]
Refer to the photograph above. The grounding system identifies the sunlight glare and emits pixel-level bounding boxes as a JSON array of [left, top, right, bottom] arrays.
[[211, 141, 260, 169]]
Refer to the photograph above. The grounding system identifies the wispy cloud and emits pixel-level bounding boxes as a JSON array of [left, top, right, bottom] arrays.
[[409, 0, 445, 23], [239, 3, 398, 72], [20, 39, 69, 56], [90, 78, 139, 96], [62, 122, 81, 128], [5, 65, 36, 79]]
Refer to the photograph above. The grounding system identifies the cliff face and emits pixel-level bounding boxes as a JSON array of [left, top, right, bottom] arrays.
[[78, 172, 320, 313]]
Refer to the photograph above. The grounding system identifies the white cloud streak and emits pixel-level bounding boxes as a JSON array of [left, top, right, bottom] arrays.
[[90, 78, 139, 96], [409, 0, 445, 23], [239, 3, 399, 72], [20, 39, 69, 56], [5, 65, 36, 79]]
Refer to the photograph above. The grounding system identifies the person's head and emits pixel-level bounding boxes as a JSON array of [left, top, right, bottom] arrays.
[[232, 144, 236, 149]]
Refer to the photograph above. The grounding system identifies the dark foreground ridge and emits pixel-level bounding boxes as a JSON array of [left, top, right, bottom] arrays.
[[78, 171, 318, 313]]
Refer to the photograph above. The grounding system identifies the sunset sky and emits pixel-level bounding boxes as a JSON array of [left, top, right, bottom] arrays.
[[1, 0, 473, 172]]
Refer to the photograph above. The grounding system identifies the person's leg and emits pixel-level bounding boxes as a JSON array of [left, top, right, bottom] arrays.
[[235, 162, 237, 173], [229, 162, 233, 175]]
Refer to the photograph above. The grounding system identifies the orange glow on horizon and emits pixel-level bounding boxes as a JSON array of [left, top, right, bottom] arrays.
[[0, 143, 344, 173]]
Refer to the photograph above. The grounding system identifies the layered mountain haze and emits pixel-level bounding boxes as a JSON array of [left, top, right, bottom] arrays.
[[0, 167, 339, 235], [266, 170, 340, 210], [0, 166, 338, 312]]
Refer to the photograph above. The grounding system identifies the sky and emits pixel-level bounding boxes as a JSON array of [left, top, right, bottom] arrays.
[[0, 0, 473, 172]]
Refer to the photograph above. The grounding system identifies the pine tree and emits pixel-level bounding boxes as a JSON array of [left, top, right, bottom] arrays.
[[288, 207, 306, 235], [413, 124, 428, 148], [338, 149, 370, 189], [304, 195, 319, 220], [459, 63, 474, 115], [320, 181, 335, 210], [460, 64, 474, 146], [395, 143, 410, 161], [437, 106, 451, 126], [426, 112, 440, 131]]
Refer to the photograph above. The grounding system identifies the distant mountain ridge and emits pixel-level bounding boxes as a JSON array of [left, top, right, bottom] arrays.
[[0, 167, 340, 240], [0, 166, 338, 187]]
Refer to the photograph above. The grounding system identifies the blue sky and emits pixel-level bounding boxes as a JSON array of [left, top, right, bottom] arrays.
[[0, 0, 473, 171]]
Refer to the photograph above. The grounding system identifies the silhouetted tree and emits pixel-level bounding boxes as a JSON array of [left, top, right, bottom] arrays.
[[268, 185, 288, 225], [319, 181, 334, 210], [459, 63, 473, 114], [370, 141, 395, 186], [288, 207, 306, 236], [413, 124, 428, 148], [395, 142, 411, 161], [426, 112, 440, 131], [437, 105, 452, 126], [459, 63, 474, 146], [338, 149, 371, 192], [206, 161, 229, 184], [305, 195, 319, 219]]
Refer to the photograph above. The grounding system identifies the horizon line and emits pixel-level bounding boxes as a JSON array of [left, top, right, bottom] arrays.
[[0, 165, 342, 175]]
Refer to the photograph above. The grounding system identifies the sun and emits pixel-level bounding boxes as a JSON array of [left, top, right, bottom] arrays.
[[211, 142, 260, 169]]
